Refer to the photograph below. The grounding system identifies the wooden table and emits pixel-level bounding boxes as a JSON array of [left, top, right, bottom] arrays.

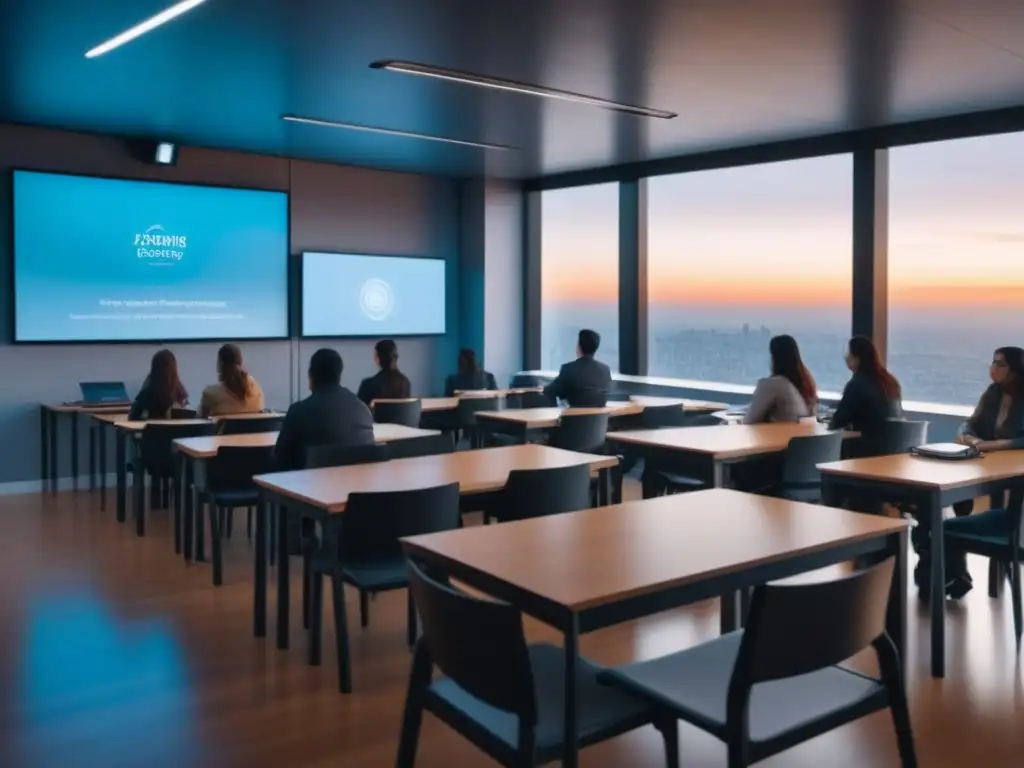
[[250, 445, 619, 649], [171, 424, 441, 565], [374, 389, 542, 414], [819, 450, 1024, 678], [39, 402, 131, 494], [402, 488, 910, 768], [607, 421, 853, 488]]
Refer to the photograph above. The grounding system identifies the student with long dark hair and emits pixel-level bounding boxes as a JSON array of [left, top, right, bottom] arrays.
[[829, 336, 902, 441], [357, 339, 412, 405], [444, 348, 498, 397], [744, 334, 818, 423], [938, 346, 1024, 598], [129, 349, 189, 420], [199, 343, 265, 417]]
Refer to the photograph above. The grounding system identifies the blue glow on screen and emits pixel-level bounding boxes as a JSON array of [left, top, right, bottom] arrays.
[[301, 252, 447, 337], [13, 171, 289, 342]]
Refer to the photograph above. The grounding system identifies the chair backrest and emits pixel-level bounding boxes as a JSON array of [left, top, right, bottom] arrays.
[[340, 483, 462, 565], [519, 391, 552, 409], [455, 396, 501, 428], [171, 408, 198, 419], [208, 445, 277, 492], [374, 400, 422, 428], [734, 557, 895, 685], [684, 413, 723, 427], [497, 464, 592, 523], [555, 411, 609, 453], [780, 431, 844, 486], [569, 390, 609, 408], [641, 404, 689, 429], [218, 416, 284, 435], [384, 432, 456, 461], [503, 393, 522, 410], [876, 419, 929, 455], [606, 392, 632, 403], [140, 421, 217, 472], [305, 442, 388, 469], [406, 559, 536, 720]]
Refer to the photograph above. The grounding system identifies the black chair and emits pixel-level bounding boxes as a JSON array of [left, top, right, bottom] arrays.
[[217, 415, 284, 435], [553, 411, 616, 504], [171, 408, 198, 419], [565, 391, 611, 407], [944, 490, 1024, 644], [876, 419, 929, 455], [455, 396, 500, 449], [519, 391, 553, 409], [134, 421, 217, 533], [202, 445, 277, 586], [309, 484, 462, 693], [385, 432, 456, 461], [485, 464, 592, 524], [600, 557, 917, 767], [642, 414, 723, 498], [374, 399, 423, 428], [641, 403, 689, 429], [305, 442, 388, 469], [741, 431, 844, 503], [396, 559, 679, 767]]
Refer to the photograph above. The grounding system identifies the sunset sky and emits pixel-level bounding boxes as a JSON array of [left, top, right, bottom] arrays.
[[540, 131, 1024, 309]]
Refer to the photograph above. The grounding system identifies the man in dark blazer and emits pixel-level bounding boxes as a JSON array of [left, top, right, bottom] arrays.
[[543, 329, 612, 407], [275, 348, 376, 471]]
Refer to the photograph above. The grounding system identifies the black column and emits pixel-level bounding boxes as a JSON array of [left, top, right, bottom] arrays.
[[852, 148, 889, 361], [618, 180, 648, 375], [523, 190, 542, 370]]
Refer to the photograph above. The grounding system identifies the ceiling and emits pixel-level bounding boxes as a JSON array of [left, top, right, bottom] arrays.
[[4, 0, 1024, 180]]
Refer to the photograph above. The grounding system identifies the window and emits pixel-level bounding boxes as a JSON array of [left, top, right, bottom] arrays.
[[889, 133, 1024, 406], [646, 155, 853, 393], [540, 183, 619, 372]]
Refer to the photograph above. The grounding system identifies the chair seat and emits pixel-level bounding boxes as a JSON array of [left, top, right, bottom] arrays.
[[210, 489, 260, 506], [342, 555, 409, 590], [428, 643, 653, 761], [599, 632, 883, 744], [653, 470, 705, 489]]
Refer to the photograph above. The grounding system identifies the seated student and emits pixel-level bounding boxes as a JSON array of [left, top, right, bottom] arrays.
[[199, 344, 265, 418], [130, 349, 189, 420], [543, 329, 612, 407], [275, 348, 375, 471], [938, 346, 1024, 599], [828, 335, 902, 454], [444, 348, 498, 397], [744, 335, 818, 424], [357, 339, 412, 406]]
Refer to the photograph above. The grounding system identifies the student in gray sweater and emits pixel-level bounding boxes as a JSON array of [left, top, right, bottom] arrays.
[[743, 334, 818, 424]]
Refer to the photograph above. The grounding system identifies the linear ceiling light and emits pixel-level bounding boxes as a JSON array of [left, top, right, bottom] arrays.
[[370, 60, 677, 120], [85, 0, 208, 59], [281, 115, 514, 151]]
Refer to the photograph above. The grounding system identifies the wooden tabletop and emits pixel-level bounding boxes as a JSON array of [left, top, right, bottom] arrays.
[[173, 423, 440, 458], [253, 444, 618, 514], [474, 403, 643, 428], [818, 450, 1024, 491], [95, 412, 284, 430], [402, 488, 908, 612], [628, 395, 730, 412], [45, 403, 131, 414], [607, 421, 853, 460]]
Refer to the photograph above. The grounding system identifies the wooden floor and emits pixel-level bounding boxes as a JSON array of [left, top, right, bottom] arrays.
[[0, 485, 1023, 768]]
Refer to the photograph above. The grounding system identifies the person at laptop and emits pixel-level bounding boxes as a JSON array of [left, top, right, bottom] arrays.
[[199, 344, 265, 418], [275, 348, 375, 471], [938, 346, 1024, 599], [357, 339, 412, 406], [444, 348, 498, 397], [129, 350, 189, 420], [743, 335, 818, 424], [543, 329, 612, 407]]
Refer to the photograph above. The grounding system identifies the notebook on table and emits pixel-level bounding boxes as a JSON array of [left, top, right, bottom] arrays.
[[910, 442, 981, 461]]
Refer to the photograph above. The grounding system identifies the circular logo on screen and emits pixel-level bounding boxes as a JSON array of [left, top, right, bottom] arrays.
[[360, 278, 394, 321]]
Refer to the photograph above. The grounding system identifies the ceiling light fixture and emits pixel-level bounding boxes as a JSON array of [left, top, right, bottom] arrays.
[[281, 115, 514, 151], [85, 0, 209, 59], [370, 60, 677, 120]]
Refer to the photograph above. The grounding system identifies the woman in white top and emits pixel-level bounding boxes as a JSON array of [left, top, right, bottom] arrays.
[[743, 334, 818, 424]]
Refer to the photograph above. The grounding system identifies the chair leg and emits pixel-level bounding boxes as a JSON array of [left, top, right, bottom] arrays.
[[268, 507, 277, 567], [1010, 560, 1023, 647], [209, 502, 223, 587], [247, 507, 253, 542], [330, 573, 352, 693], [875, 634, 918, 767], [302, 551, 312, 630], [406, 589, 417, 648], [359, 590, 370, 628], [308, 570, 323, 666], [396, 642, 432, 767], [989, 559, 1005, 598], [655, 717, 680, 768], [225, 508, 234, 540]]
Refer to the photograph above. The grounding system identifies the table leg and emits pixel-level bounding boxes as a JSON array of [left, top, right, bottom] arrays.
[[99, 425, 108, 509], [49, 410, 58, 494], [562, 614, 580, 768], [173, 455, 184, 555], [276, 505, 291, 650], [89, 422, 97, 491], [195, 485, 206, 562], [926, 490, 945, 677], [887, 529, 909, 678], [115, 430, 127, 522], [254, 496, 268, 638], [133, 438, 146, 537], [71, 413, 79, 492], [713, 459, 743, 632], [39, 407, 48, 493]]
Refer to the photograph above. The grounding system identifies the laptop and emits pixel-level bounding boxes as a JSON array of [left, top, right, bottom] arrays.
[[78, 381, 131, 406]]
